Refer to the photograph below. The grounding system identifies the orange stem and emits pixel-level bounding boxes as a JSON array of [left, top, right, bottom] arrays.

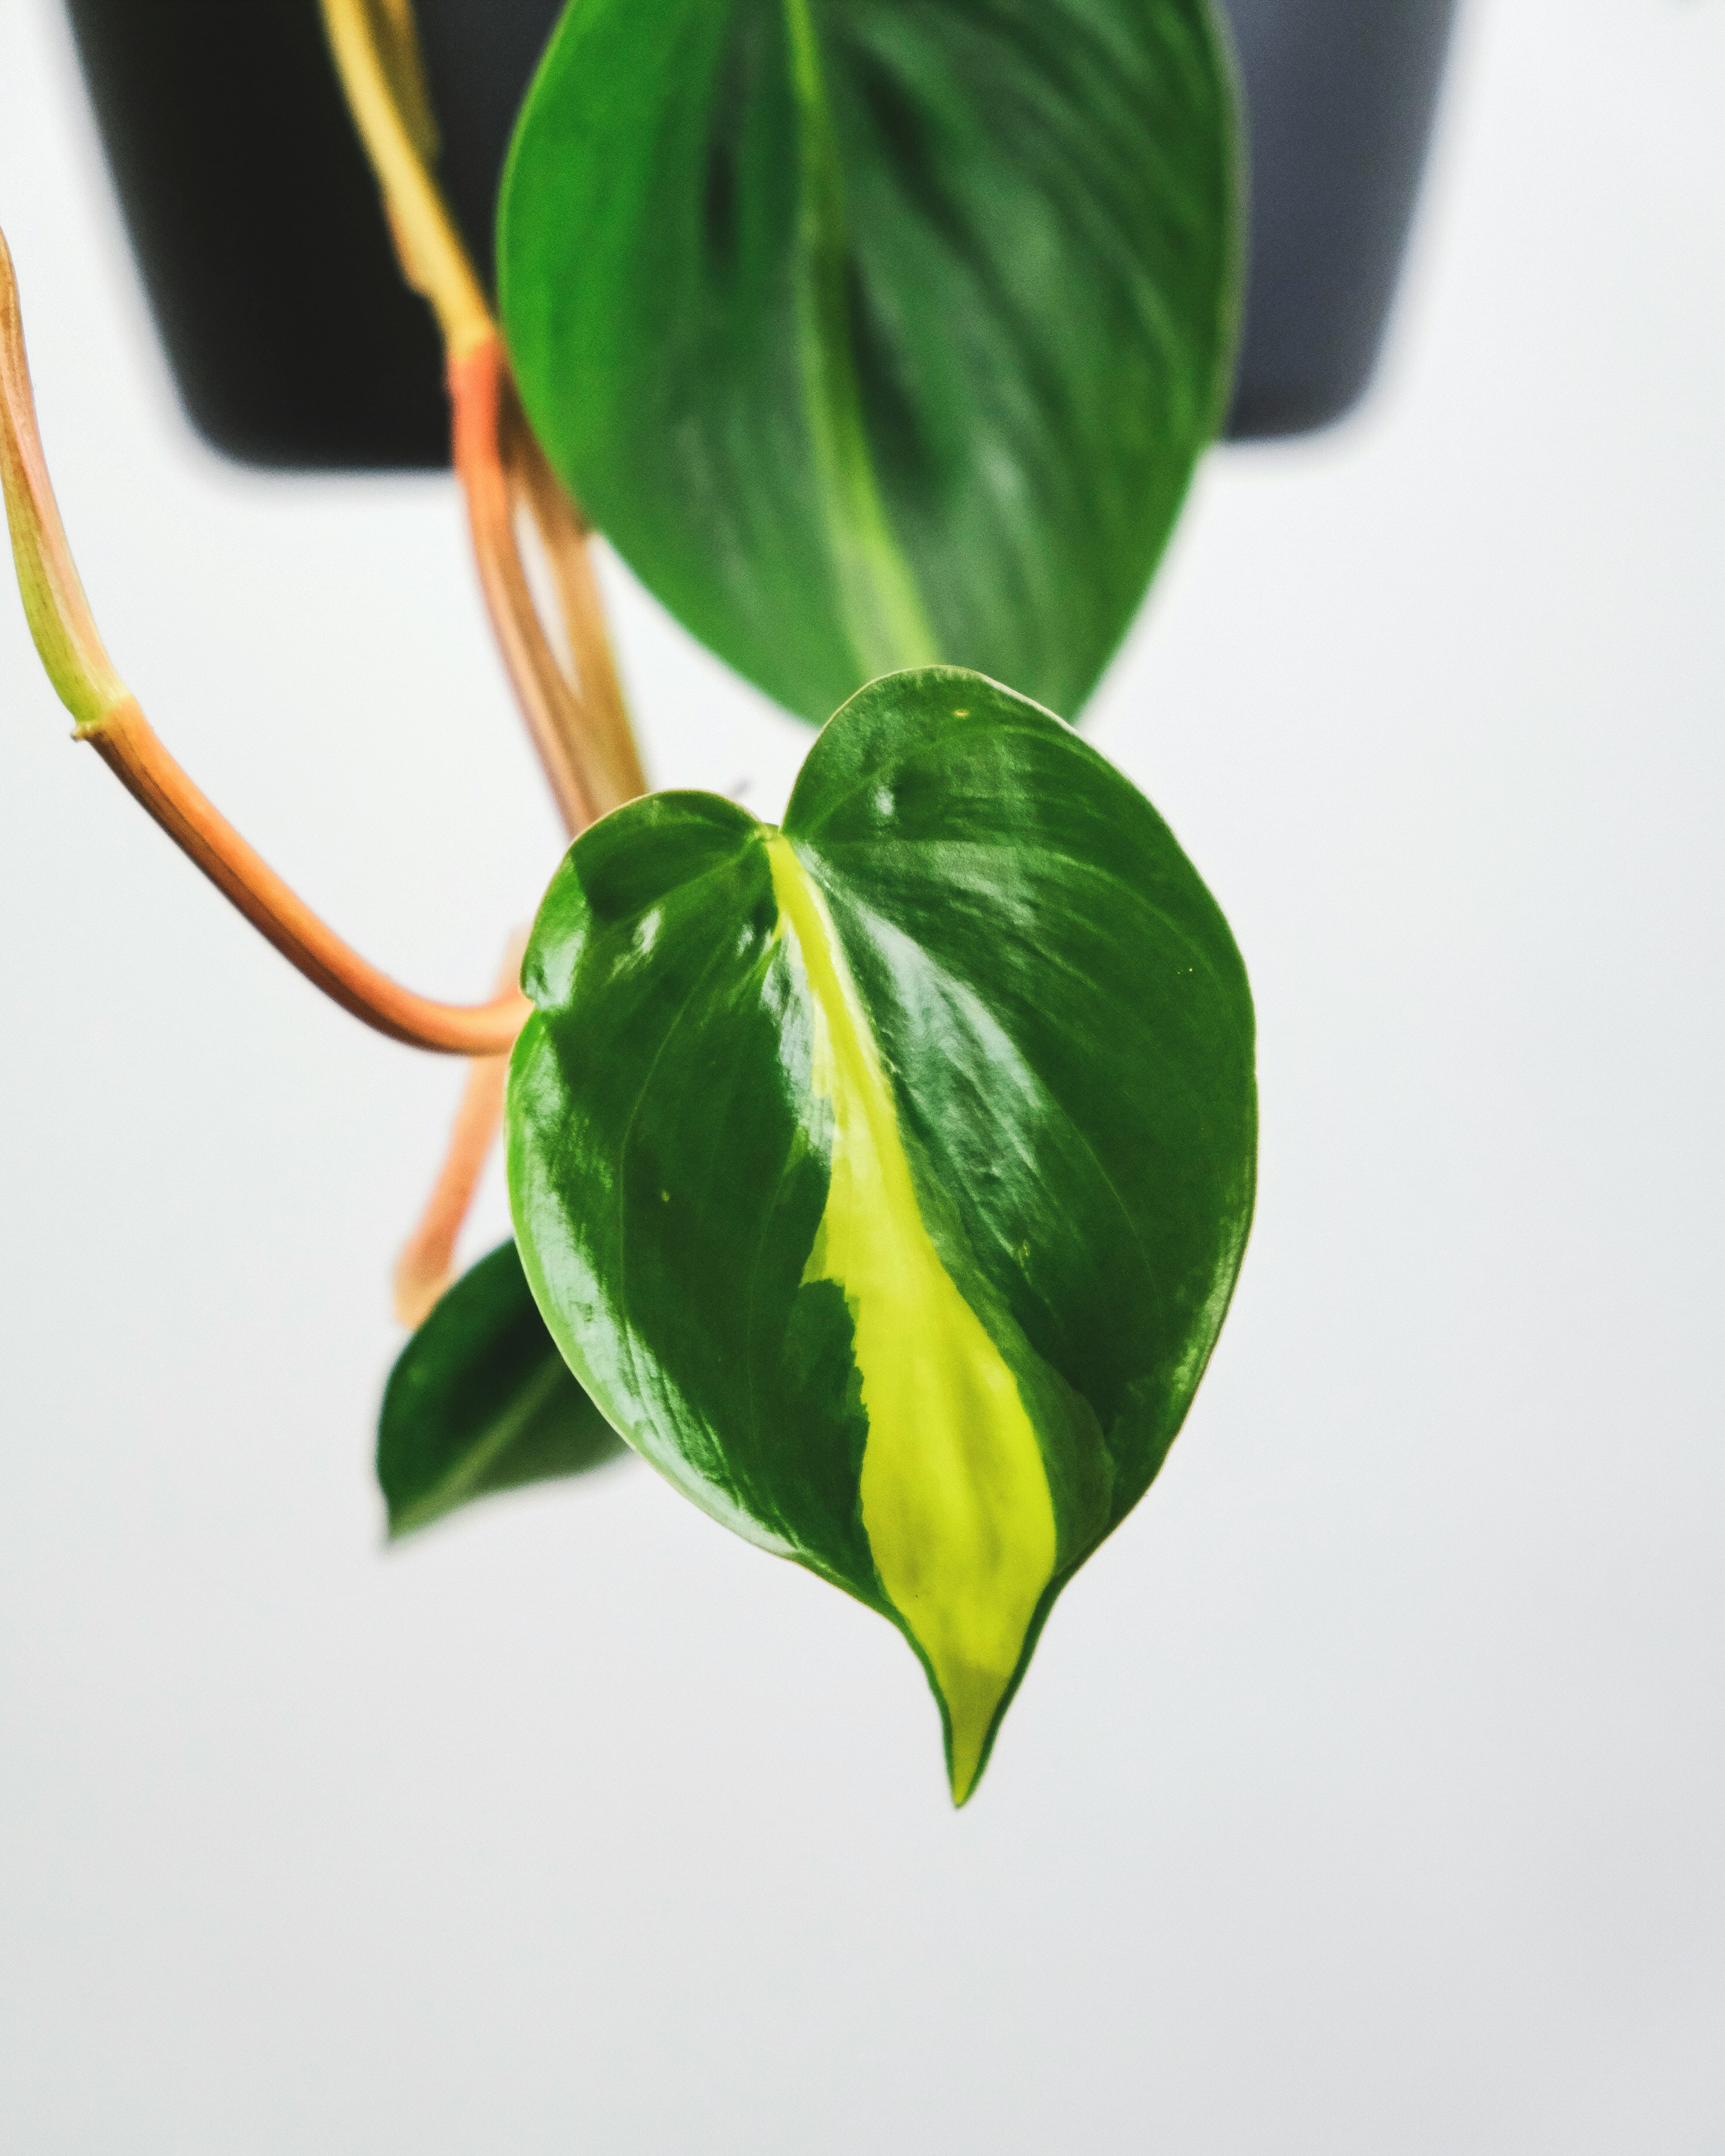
[[87, 700, 529, 1057], [450, 339, 647, 831], [509, 397, 647, 814], [321, 0, 647, 832], [450, 338, 590, 832]]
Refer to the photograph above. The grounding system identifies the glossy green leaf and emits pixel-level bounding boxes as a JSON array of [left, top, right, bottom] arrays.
[[378, 1240, 628, 1540], [497, 0, 1238, 725], [507, 667, 1256, 1800]]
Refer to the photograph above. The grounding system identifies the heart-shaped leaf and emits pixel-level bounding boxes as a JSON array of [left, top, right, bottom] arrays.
[[507, 668, 1255, 1799], [379, 1240, 628, 1540], [497, 0, 1238, 725]]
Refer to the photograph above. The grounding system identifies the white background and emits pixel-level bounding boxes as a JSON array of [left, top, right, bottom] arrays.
[[2, 0, 1721, 2148]]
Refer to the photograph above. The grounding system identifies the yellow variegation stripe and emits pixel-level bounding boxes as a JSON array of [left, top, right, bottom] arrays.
[[766, 835, 1056, 1803]]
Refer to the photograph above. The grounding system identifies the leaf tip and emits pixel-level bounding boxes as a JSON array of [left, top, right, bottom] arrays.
[[939, 1675, 1002, 1809], [947, 1749, 983, 1810]]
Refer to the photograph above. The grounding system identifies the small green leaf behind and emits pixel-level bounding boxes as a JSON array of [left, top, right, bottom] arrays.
[[378, 1240, 629, 1540], [507, 668, 1256, 1801], [498, 0, 1238, 726]]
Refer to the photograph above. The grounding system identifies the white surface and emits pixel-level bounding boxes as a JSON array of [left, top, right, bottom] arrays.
[[2, 0, 1722, 2148]]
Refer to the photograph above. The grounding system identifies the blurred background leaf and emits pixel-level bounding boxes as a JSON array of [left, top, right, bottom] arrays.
[[500, 0, 1238, 725]]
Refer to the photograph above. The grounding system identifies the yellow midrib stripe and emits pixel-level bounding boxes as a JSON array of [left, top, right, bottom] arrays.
[[767, 835, 1055, 1802]]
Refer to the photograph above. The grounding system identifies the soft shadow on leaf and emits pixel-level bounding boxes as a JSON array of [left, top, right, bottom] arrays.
[[499, 0, 1238, 726], [379, 1240, 629, 1540], [507, 667, 1256, 1802]]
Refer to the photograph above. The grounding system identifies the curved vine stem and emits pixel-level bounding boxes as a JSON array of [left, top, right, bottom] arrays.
[[86, 702, 530, 1055], [0, 226, 526, 1057], [319, 0, 648, 831]]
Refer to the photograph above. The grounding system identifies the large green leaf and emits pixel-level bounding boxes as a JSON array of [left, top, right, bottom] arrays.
[[378, 1240, 628, 1540], [507, 668, 1255, 1799], [497, 0, 1238, 725]]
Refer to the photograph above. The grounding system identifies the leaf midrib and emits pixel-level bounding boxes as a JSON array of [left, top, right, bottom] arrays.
[[391, 1351, 571, 1537], [780, 0, 939, 683]]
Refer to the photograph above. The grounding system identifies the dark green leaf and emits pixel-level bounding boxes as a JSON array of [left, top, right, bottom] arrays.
[[507, 668, 1256, 1800], [378, 1240, 629, 1540], [498, 0, 1238, 724]]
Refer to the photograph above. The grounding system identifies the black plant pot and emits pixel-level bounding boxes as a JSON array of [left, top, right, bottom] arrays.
[[63, 0, 1457, 469], [1226, 0, 1460, 435]]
